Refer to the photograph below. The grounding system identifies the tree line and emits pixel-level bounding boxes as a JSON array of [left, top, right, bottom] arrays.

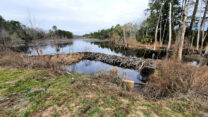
[[49, 25, 73, 39], [85, 0, 208, 60], [84, 23, 138, 46], [0, 15, 73, 47]]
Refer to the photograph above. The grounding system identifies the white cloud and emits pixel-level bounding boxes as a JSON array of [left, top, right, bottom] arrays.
[[0, 0, 148, 35]]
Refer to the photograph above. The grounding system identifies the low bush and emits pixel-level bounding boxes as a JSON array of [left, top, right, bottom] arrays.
[[142, 60, 208, 98]]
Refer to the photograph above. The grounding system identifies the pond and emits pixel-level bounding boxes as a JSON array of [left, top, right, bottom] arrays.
[[20, 39, 123, 56], [65, 60, 143, 83], [9, 38, 159, 83], [10, 38, 166, 58]]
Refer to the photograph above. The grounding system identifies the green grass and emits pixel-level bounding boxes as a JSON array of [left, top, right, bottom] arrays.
[[0, 68, 205, 117]]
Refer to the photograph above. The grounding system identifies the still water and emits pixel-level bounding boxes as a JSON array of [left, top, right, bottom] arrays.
[[12, 38, 166, 58], [11, 38, 157, 82], [27, 39, 123, 56], [66, 60, 143, 83]]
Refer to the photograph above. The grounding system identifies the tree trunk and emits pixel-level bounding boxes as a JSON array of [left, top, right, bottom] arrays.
[[205, 46, 208, 55], [173, 0, 189, 61], [196, 0, 203, 50], [200, 0, 208, 54], [160, 15, 162, 47], [154, 5, 163, 50], [167, 3, 172, 51], [200, 0, 208, 29], [162, 19, 168, 45], [201, 32, 207, 53], [191, 36, 194, 49], [188, 0, 199, 35]]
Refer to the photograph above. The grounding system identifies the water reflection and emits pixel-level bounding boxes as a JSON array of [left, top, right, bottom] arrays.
[[10, 39, 166, 59], [92, 41, 167, 59], [15, 39, 123, 56], [66, 60, 143, 83]]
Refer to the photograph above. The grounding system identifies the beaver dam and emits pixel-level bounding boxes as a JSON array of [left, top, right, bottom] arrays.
[[8, 39, 158, 82], [32, 51, 157, 85]]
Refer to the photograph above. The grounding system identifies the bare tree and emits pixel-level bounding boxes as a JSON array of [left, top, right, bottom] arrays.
[[26, 14, 40, 55]]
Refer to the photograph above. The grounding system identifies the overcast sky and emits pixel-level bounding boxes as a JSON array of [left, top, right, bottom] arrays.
[[0, 0, 148, 35]]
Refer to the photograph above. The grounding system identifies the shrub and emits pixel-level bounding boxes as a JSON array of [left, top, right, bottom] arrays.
[[142, 60, 208, 98]]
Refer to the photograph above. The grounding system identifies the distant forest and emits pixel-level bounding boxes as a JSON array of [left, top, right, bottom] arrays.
[[0, 15, 73, 45]]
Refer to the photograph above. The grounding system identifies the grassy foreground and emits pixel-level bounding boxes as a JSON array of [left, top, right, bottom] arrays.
[[0, 68, 207, 117]]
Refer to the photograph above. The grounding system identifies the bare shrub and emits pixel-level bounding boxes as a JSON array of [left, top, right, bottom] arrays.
[[142, 60, 208, 98], [192, 67, 208, 96]]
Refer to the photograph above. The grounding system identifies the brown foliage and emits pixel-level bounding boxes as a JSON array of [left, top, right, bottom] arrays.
[[142, 60, 208, 98]]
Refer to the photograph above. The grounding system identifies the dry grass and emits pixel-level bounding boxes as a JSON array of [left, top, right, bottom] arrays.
[[192, 67, 208, 96], [0, 50, 83, 71], [142, 60, 208, 98], [0, 50, 61, 70]]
